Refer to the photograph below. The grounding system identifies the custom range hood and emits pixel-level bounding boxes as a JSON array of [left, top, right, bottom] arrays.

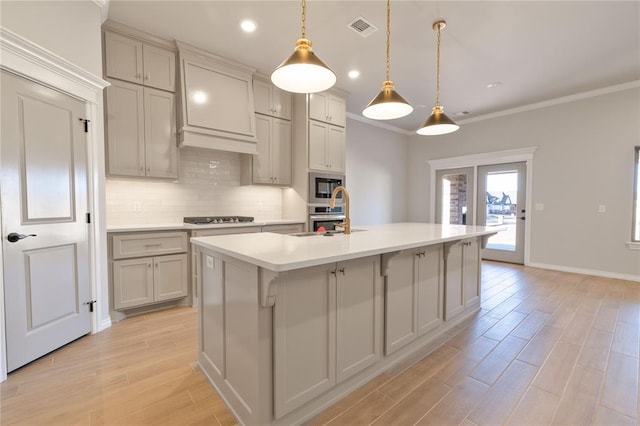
[[176, 41, 258, 155]]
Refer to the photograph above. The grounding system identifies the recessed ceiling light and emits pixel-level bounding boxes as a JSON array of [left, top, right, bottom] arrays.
[[487, 82, 502, 89], [240, 20, 257, 33], [348, 70, 360, 79]]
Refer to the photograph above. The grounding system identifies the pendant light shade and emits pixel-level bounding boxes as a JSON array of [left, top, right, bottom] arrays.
[[363, 81, 413, 119], [417, 20, 459, 136], [362, 0, 413, 120], [271, 0, 336, 93]]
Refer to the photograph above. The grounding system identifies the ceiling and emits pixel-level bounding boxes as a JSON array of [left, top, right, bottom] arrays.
[[106, 1, 640, 133]]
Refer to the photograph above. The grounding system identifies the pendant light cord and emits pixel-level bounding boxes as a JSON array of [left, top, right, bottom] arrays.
[[301, 0, 307, 39], [385, 0, 391, 82], [435, 22, 441, 107]]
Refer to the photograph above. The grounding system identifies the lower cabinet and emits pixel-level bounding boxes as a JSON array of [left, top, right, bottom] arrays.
[[113, 253, 187, 309], [110, 231, 189, 311], [261, 223, 304, 234], [384, 245, 443, 355], [273, 255, 381, 418], [444, 238, 481, 321]]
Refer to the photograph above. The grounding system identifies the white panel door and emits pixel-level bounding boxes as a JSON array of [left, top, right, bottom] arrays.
[[272, 118, 292, 185], [143, 87, 177, 178], [1, 71, 91, 372], [308, 120, 328, 171], [327, 125, 345, 173], [253, 114, 272, 184]]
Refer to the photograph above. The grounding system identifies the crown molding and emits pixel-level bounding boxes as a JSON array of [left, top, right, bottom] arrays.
[[346, 112, 413, 136], [458, 80, 640, 125], [93, 0, 109, 23]]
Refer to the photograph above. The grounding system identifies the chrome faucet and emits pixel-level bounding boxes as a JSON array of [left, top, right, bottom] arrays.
[[329, 185, 350, 234]]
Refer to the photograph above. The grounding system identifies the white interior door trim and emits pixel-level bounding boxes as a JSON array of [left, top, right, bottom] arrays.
[[0, 27, 110, 382], [427, 146, 537, 266]]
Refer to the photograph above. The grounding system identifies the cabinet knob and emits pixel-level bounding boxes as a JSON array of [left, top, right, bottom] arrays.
[[136, 73, 142, 79], [145, 73, 150, 81]]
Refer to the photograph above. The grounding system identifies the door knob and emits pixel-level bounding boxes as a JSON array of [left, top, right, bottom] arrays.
[[520, 217, 526, 221], [7, 232, 37, 243]]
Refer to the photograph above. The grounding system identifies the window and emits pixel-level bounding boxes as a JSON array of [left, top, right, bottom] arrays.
[[633, 146, 640, 242]]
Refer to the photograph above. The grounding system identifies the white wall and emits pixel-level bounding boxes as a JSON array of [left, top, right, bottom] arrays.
[[346, 118, 409, 226], [106, 148, 283, 225], [408, 87, 640, 279], [0, 1, 103, 76]]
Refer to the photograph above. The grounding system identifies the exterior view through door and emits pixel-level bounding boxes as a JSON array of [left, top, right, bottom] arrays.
[[436, 162, 526, 264], [1, 71, 91, 372], [477, 162, 526, 264]]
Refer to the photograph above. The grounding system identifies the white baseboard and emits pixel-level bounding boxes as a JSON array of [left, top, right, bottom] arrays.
[[99, 317, 112, 332], [526, 262, 640, 283]]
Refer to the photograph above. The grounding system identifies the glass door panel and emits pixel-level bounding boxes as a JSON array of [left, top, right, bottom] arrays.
[[436, 167, 474, 225], [477, 162, 526, 264]]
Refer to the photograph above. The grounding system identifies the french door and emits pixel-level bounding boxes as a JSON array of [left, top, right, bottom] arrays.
[[477, 162, 526, 264]]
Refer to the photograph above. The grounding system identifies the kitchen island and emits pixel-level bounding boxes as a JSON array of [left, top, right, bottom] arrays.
[[191, 223, 499, 425]]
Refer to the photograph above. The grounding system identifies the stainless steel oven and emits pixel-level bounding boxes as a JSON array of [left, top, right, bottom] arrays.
[[309, 172, 345, 204], [308, 205, 346, 232]]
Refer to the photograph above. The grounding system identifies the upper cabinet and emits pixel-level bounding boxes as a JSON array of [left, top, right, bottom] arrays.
[[106, 79, 178, 178], [104, 31, 175, 92], [176, 41, 258, 155], [254, 79, 292, 120], [309, 92, 346, 127]]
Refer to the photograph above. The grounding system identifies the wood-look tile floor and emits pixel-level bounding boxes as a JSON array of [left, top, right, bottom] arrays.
[[2, 261, 639, 425]]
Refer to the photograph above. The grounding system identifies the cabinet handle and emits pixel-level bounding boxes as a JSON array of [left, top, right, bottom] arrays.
[[137, 73, 142, 79], [339, 268, 345, 275], [331, 270, 337, 276], [140, 167, 144, 173], [145, 73, 150, 81], [148, 263, 151, 269]]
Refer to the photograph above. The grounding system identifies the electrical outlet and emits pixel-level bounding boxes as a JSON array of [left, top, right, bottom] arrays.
[[257, 202, 264, 211], [598, 205, 606, 213], [133, 201, 141, 212], [535, 203, 544, 211]]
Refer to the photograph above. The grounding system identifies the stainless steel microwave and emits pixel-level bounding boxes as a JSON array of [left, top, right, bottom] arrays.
[[309, 172, 345, 204]]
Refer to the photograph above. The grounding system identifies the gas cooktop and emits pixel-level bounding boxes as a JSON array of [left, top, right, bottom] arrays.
[[184, 216, 254, 225]]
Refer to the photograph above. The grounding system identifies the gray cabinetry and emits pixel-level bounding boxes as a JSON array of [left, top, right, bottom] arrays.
[[444, 237, 481, 321], [273, 255, 381, 418], [308, 120, 345, 173], [111, 231, 188, 310], [106, 79, 177, 178], [104, 30, 175, 92], [383, 244, 443, 355]]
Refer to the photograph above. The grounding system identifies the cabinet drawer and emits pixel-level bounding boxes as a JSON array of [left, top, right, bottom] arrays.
[[112, 232, 188, 259], [191, 227, 261, 237]]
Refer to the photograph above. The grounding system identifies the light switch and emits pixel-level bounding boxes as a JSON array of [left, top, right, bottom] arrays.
[[535, 203, 544, 211], [598, 205, 606, 213], [206, 255, 214, 269]]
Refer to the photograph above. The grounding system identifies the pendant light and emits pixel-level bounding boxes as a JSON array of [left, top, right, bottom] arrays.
[[417, 20, 459, 136], [271, 0, 336, 94], [362, 0, 413, 120]]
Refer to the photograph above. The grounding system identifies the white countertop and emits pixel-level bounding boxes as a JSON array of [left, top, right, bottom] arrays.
[[191, 222, 501, 272], [107, 219, 305, 233]]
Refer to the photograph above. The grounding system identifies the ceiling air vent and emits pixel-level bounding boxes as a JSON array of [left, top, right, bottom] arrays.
[[348, 16, 378, 38]]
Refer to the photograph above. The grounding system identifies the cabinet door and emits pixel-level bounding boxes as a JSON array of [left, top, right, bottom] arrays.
[[252, 114, 272, 184], [106, 79, 145, 176], [336, 256, 380, 383], [463, 239, 481, 308], [142, 44, 176, 92], [418, 245, 443, 335], [144, 88, 177, 178], [384, 251, 418, 355], [327, 95, 346, 127], [327, 125, 345, 172], [154, 253, 188, 302], [308, 120, 328, 171], [274, 264, 336, 418], [272, 86, 292, 120], [104, 32, 143, 85], [113, 257, 154, 309], [272, 118, 292, 185], [308, 91, 328, 122], [444, 242, 465, 321], [253, 79, 272, 116]]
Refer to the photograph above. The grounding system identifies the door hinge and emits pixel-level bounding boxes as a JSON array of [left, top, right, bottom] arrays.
[[84, 300, 97, 312], [78, 118, 90, 133], [86, 212, 91, 223]]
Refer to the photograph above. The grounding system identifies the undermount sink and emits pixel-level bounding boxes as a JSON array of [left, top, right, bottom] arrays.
[[292, 229, 366, 237]]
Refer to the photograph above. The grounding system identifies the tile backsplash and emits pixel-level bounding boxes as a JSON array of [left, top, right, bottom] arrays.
[[105, 147, 283, 225]]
